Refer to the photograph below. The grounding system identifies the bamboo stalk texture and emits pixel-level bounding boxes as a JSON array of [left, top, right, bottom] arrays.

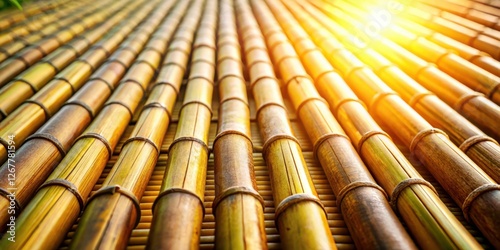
[[147, 0, 216, 248], [212, 0, 267, 249]]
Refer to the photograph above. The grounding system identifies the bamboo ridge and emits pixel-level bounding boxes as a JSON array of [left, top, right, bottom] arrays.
[[0, 0, 179, 247], [0, 0, 147, 164], [0, 0, 168, 230], [212, 0, 267, 249], [301, 0, 500, 247], [236, 0, 336, 249], [253, 0, 418, 248], [147, 0, 216, 248], [0, 0, 497, 248], [69, 1, 189, 249], [301, 0, 500, 185], [268, 0, 481, 248]]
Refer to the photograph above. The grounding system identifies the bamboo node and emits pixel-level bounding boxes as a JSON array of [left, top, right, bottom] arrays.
[[123, 136, 159, 154], [74, 58, 96, 72], [262, 134, 300, 157], [255, 102, 286, 120], [0, 188, 22, 211], [390, 178, 437, 212], [454, 93, 484, 111], [14, 78, 38, 92], [40, 59, 61, 73], [408, 92, 435, 108], [143, 102, 172, 120], [462, 184, 500, 222], [87, 185, 142, 227], [295, 96, 329, 120], [38, 179, 85, 213], [64, 100, 95, 118], [336, 181, 388, 208], [487, 82, 500, 100], [25, 132, 67, 156], [152, 80, 181, 96], [152, 187, 206, 218], [24, 99, 52, 119], [53, 77, 77, 93], [180, 100, 213, 116], [357, 130, 391, 154], [332, 97, 367, 116], [213, 130, 253, 148], [313, 133, 350, 160], [368, 91, 399, 116], [409, 128, 448, 153], [212, 186, 264, 213], [75, 132, 113, 160], [168, 136, 210, 154], [274, 193, 326, 230], [459, 135, 499, 153], [104, 100, 134, 118], [219, 96, 249, 108]]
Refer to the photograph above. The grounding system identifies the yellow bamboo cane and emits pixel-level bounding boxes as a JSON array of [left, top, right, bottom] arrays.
[[212, 0, 267, 249], [69, 1, 189, 249], [300, 0, 500, 185], [0, 0, 120, 84], [147, 0, 216, 248], [300, 1, 500, 247], [0, 0, 71, 30], [235, 0, 336, 248], [0, 0, 178, 248], [0, 0, 149, 164], [265, 0, 483, 248]]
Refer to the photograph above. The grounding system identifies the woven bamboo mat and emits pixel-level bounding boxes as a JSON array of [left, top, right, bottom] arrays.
[[58, 84, 493, 249]]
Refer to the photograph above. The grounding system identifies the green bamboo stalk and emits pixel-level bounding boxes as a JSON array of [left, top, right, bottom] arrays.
[[147, 1, 216, 248], [0, 0, 119, 83], [0, 0, 147, 163], [0, 0, 176, 234], [235, 0, 336, 249], [300, 1, 500, 247], [212, 0, 267, 248], [69, 1, 191, 249], [0, 0, 181, 248]]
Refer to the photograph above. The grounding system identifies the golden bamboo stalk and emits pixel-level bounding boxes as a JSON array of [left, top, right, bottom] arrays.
[[212, 0, 267, 249], [301, 0, 500, 185], [301, 1, 500, 247], [234, 0, 336, 249], [267, 0, 481, 248], [0, 0, 121, 84], [0, 0, 71, 31], [0, 0, 149, 164], [0, 1, 177, 248], [147, 1, 215, 249], [0, 1, 87, 47], [312, 0, 500, 142], [69, 1, 190, 249], [334, 1, 500, 104], [0, 9, 156, 228]]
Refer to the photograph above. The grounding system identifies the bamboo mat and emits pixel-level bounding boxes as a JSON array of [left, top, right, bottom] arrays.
[[56, 85, 493, 249]]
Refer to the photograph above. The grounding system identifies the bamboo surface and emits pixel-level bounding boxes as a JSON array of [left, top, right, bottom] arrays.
[[212, 0, 267, 249], [0, 0, 497, 249]]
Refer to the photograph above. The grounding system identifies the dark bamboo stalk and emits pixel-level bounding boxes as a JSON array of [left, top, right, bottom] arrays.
[[212, 0, 267, 249], [69, 1, 189, 248], [0, 0, 149, 164], [0, 0, 179, 248], [0, 0, 120, 84], [301, 1, 500, 247], [263, 0, 482, 248], [302, 0, 500, 186], [235, 0, 336, 249]]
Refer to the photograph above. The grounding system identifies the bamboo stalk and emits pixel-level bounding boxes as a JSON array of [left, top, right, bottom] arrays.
[[69, 1, 190, 249], [302, 0, 500, 185], [312, 0, 500, 143], [0, 1, 179, 248], [212, 0, 267, 249], [147, 0, 216, 249], [263, 0, 482, 248], [0, 0, 150, 164], [301, 1, 500, 247], [0, 1, 87, 47], [0, 0, 71, 31], [0, 0, 120, 84], [234, 1, 336, 249]]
